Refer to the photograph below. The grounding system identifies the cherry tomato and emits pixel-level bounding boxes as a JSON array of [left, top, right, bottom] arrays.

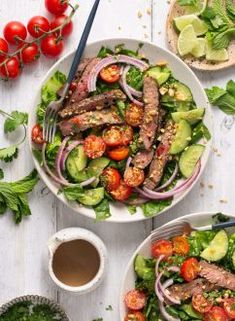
[[18, 43, 40, 64], [31, 124, 44, 145], [4, 21, 27, 45], [204, 306, 228, 321], [101, 167, 121, 191], [45, 0, 69, 15], [102, 126, 123, 147], [121, 125, 134, 146], [40, 34, 64, 57], [151, 239, 173, 259], [125, 311, 146, 321], [124, 290, 146, 311], [27, 16, 50, 38], [125, 103, 144, 127], [50, 14, 73, 37], [83, 135, 106, 159], [107, 146, 129, 161], [192, 294, 213, 314], [110, 180, 132, 201], [181, 258, 200, 282], [172, 236, 190, 256], [124, 167, 145, 187], [223, 298, 235, 319], [0, 57, 20, 79], [0, 38, 8, 61], [100, 64, 120, 83]]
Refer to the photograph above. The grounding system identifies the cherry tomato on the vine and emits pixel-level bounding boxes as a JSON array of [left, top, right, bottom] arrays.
[[4, 21, 27, 45], [40, 34, 64, 57], [18, 43, 40, 64], [50, 14, 73, 37], [27, 16, 50, 38], [0, 38, 8, 61], [0, 57, 20, 79], [45, 0, 69, 15]]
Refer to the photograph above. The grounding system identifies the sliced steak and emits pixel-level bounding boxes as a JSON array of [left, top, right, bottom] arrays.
[[70, 57, 101, 103], [59, 89, 126, 118], [199, 261, 235, 290], [58, 109, 123, 136], [168, 278, 216, 302], [144, 120, 176, 190], [133, 150, 154, 169], [138, 76, 160, 150]]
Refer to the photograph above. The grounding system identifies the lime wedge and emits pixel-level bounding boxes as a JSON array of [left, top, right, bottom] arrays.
[[174, 14, 208, 35], [183, 0, 208, 15], [191, 38, 206, 57], [178, 25, 198, 56], [205, 40, 229, 61]]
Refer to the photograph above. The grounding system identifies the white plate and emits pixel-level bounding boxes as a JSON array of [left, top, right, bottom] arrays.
[[28, 38, 212, 223], [119, 212, 235, 319]]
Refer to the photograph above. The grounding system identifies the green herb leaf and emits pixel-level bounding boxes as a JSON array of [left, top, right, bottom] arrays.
[[212, 28, 235, 49], [62, 185, 84, 201], [32, 149, 43, 166], [10, 169, 39, 194], [211, 0, 231, 25], [97, 46, 113, 58], [4, 111, 28, 133], [226, 0, 235, 22], [0, 145, 18, 163], [226, 80, 235, 96], [0, 169, 4, 180], [212, 212, 230, 223], [126, 204, 137, 215], [191, 121, 211, 144], [141, 199, 172, 217], [126, 66, 143, 91], [205, 86, 227, 104], [93, 198, 111, 221], [116, 100, 126, 119], [178, 0, 198, 6], [105, 305, 113, 311]]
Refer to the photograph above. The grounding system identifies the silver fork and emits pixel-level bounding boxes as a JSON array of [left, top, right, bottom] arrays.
[[43, 0, 100, 143], [151, 217, 235, 244]]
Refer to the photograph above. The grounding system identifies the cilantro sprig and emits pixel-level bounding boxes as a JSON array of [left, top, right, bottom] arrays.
[[0, 109, 28, 162]]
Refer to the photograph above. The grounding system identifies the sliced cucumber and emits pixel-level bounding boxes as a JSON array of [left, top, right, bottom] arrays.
[[179, 144, 205, 178], [146, 66, 171, 85], [77, 187, 104, 206], [201, 230, 228, 262], [171, 108, 205, 125], [161, 82, 193, 103], [232, 249, 235, 269], [66, 145, 88, 182], [170, 120, 192, 155], [181, 304, 203, 319], [87, 157, 110, 177], [134, 255, 154, 280]]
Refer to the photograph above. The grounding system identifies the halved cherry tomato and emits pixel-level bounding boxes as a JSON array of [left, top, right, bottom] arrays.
[[100, 64, 120, 83], [121, 125, 134, 146], [125, 103, 144, 127], [151, 239, 173, 258], [223, 298, 235, 319], [31, 124, 44, 145], [125, 311, 146, 321], [204, 306, 228, 321], [110, 180, 132, 201], [124, 167, 145, 187], [102, 126, 123, 147], [107, 146, 129, 161], [192, 293, 213, 314], [83, 135, 106, 159], [181, 258, 200, 282], [124, 290, 146, 311], [102, 167, 121, 191], [172, 236, 190, 256]]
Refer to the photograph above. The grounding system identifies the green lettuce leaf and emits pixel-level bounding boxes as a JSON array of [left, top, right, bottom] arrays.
[[93, 198, 111, 221], [141, 199, 172, 217]]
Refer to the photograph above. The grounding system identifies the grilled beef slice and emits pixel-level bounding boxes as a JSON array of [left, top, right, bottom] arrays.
[[144, 120, 176, 190], [133, 150, 154, 169], [69, 57, 101, 103], [58, 109, 123, 136], [59, 89, 126, 118], [138, 76, 160, 150], [199, 261, 235, 290], [168, 278, 216, 302]]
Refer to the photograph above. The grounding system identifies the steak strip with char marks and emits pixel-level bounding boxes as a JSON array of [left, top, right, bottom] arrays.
[[59, 89, 126, 118]]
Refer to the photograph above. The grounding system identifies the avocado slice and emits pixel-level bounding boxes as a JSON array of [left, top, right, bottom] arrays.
[[172, 108, 205, 125], [170, 120, 192, 155], [77, 187, 105, 206], [179, 144, 205, 178], [146, 66, 171, 85]]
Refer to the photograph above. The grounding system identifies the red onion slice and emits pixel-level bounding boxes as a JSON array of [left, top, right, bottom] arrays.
[[87, 55, 149, 92], [121, 65, 142, 98], [155, 255, 165, 276], [155, 163, 179, 191], [120, 66, 143, 106], [61, 140, 83, 171], [80, 176, 97, 187], [159, 280, 181, 305], [162, 278, 174, 289], [56, 136, 70, 183], [159, 301, 180, 321], [125, 156, 132, 170], [167, 266, 180, 273], [155, 272, 164, 302]]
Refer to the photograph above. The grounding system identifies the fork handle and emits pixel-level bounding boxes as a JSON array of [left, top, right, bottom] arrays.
[[66, 0, 100, 85], [196, 220, 235, 231]]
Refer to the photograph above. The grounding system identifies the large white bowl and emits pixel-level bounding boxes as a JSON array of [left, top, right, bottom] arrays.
[[119, 212, 235, 320], [29, 38, 212, 223]]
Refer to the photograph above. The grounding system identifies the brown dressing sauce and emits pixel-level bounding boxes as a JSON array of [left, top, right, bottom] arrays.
[[52, 239, 100, 287]]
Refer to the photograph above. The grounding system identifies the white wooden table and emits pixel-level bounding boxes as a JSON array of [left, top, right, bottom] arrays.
[[0, 0, 234, 320]]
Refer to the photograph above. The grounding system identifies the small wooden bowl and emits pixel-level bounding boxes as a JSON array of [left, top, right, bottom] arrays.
[[166, 0, 235, 71]]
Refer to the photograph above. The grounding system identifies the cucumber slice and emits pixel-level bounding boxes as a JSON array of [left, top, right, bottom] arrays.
[[161, 82, 193, 103], [179, 144, 205, 178], [77, 187, 104, 206], [146, 66, 171, 85], [87, 157, 110, 177], [232, 249, 235, 269], [171, 108, 205, 125], [66, 145, 88, 182], [170, 120, 192, 155], [201, 230, 228, 262], [181, 304, 203, 319], [134, 255, 154, 280]]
